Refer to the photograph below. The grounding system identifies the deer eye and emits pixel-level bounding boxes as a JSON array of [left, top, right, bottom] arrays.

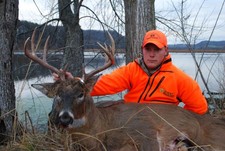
[[76, 92, 84, 104], [77, 93, 84, 99], [53, 95, 62, 108], [55, 95, 62, 102]]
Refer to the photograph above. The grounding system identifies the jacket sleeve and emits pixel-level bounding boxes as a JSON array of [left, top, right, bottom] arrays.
[[176, 70, 208, 114], [91, 64, 132, 96]]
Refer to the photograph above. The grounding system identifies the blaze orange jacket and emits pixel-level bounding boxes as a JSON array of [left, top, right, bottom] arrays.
[[91, 54, 208, 114]]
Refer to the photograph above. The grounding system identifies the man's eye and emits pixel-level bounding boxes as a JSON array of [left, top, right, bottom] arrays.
[[154, 48, 160, 51]]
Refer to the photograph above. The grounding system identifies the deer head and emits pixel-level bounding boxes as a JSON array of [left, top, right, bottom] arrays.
[[24, 28, 115, 129]]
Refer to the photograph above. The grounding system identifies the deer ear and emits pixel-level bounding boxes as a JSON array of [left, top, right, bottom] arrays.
[[84, 74, 101, 91], [31, 83, 56, 98]]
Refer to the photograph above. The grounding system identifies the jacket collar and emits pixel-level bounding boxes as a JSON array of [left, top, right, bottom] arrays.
[[135, 54, 172, 76]]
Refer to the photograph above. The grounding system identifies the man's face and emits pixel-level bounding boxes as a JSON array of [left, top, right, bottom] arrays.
[[142, 43, 168, 69]]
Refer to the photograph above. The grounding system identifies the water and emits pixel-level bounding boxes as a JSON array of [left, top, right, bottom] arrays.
[[15, 52, 225, 130], [171, 53, 225, 95], [15, 77, 53, 131]]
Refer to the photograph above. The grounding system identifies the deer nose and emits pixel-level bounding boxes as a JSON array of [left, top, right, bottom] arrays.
[[59, 111, 73, 127]]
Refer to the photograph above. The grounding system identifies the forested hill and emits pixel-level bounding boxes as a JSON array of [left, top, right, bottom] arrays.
[[169, 41, 225, 50], [16, 20, 225, 51], [15, 20, 125, 51]]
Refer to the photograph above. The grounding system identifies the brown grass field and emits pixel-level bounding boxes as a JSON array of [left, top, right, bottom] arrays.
[[0, 105, 224, 151]]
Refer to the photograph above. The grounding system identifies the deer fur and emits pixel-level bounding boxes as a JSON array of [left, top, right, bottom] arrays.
[[32, 77, 225, 151]]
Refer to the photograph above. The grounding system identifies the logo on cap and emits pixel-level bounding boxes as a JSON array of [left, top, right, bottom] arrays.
[[148, 33, 160, 40]]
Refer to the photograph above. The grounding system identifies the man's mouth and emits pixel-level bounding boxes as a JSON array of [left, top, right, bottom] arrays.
[[148, 60, 156, 63]]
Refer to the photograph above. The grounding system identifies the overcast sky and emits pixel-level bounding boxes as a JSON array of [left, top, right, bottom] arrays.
[[19, 0, 225, 44]]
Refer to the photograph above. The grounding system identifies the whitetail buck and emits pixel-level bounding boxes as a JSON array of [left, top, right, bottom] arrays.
[[24, 28, 225, 151]]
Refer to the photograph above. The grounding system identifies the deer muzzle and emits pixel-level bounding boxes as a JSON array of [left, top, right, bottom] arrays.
[[58, 110, 74, 127]]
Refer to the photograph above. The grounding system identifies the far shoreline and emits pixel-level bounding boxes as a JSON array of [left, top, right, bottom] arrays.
[[169, 49, 225, 53], [14, 49, 225, 54]]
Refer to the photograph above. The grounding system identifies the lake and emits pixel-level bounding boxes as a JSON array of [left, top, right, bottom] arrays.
[[15, 52, 225, 130]]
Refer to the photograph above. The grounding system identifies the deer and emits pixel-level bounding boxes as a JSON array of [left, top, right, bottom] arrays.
[[24, 28, 225, 151]]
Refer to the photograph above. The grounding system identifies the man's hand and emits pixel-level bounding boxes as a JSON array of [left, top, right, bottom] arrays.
[[52, 69, 74, 81]]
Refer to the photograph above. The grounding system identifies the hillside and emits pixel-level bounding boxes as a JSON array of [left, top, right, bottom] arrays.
[[16, 20, 125, 51], [169, 41, 225, 50], [16, 20, 225, 52]]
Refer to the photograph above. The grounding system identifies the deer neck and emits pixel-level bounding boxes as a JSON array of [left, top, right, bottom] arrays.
[[71, 97, 106, 134]]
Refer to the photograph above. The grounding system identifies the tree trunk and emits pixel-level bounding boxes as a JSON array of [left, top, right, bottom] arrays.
[[124, 0, 156, 63], [0, 0, 18, 142], [58, 0, 84, 77]]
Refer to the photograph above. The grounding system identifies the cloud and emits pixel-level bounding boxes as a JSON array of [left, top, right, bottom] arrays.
[[19, 0, 225, 42], [19, 0, 57, 23], [156, 0, 225, 43]]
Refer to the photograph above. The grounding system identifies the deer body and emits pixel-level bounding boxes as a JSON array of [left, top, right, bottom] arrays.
[[32, 78, 225, 151]]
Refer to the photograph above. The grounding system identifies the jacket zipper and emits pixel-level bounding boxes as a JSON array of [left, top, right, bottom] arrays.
[[137, 77, 150, 103], [143, 71, 161, 100], [149, 76, 165, 97]]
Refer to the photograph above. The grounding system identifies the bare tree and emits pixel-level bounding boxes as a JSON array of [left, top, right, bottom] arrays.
[[0, 0, 18, 142], [124, 0, 156, 63], [156, 0, 225, 110], [58, 0, 84, 77], [26, 0, 156, 75], [81, 0, 156, 63]]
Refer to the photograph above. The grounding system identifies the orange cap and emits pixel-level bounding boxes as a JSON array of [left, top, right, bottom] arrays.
[[142, 30, 167, 49]]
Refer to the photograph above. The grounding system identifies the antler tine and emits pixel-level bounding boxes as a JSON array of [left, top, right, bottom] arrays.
[[24, 28, 64, 79], [31, 27, 36, 53], [43, 35, 50, 62], [84, 32, 115, 81]]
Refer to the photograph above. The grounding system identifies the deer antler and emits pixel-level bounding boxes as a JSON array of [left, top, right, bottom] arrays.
[[24, 27, 66, 80], [84, 32, 115, 81]]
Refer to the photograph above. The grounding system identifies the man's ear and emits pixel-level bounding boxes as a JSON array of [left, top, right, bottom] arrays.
[[165, 47, 169, 56]]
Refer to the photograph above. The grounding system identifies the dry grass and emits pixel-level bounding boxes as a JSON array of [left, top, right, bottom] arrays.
[[0, 127, 83, 151], [1, 106, 224, 151]]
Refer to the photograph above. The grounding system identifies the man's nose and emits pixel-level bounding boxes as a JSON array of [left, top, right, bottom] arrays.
[[148, 49, 155, 56]]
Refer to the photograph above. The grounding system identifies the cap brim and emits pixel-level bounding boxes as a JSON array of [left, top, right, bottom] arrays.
[[143, 40, 164, 49]]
